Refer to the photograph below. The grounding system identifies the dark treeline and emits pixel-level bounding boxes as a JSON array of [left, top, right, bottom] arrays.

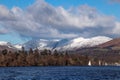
[[0, 47, 89, 67]]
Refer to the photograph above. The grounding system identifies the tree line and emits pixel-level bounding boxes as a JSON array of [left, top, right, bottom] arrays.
[[0, 47, 89, 67]]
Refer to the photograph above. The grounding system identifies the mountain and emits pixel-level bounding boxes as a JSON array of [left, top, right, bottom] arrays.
[[22, 36, 112, 50], [0, 41, 11, 46], [61, 36, 112, 50], [0, 41, 16, 51], [0, 36, 112, 51], [23, 39, 69, 50], [14, 44, 23, 50], [98, 38, 120, 49]]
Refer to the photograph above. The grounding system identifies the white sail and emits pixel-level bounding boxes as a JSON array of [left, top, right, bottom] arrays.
[[105, 62, 108, 66], [88, 60, 92, 66], [99, 60, 101, 66]]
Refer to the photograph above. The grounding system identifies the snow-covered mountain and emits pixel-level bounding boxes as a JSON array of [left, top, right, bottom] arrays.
[[0, 41, 17, 51], [14, 44, 22, 50], [62, 36, 112, 50], [0, 36, 112, 51], [23, 39, 69, 50], [22, 36, 112, 50], [0, 41, 14, 48], [0, 41, 11, 46]]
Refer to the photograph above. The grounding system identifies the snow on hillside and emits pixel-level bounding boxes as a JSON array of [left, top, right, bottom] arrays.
[[0, 41, 10, 46], [23, 39, 60, 50], [0, 36, 112, 51], [0, 41, 14, 48], [62, 36, 112, 50], [22, 36, 112, 50], [14, 44, 22, 50]]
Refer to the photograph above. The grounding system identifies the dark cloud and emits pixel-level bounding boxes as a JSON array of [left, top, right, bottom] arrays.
[[0, 0, 120, 39]]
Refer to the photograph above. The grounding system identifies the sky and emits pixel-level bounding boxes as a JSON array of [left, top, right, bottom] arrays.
[[0, 0, 120, 44]]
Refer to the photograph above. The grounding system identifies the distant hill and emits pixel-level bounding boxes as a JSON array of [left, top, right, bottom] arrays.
[[1, 37, 120, 66], [0, 45, 16, 52], [98, 38, 120, 49], [22, 36, 111, 50], [0, 36, 112, 51], [0, 41, 16, 51]]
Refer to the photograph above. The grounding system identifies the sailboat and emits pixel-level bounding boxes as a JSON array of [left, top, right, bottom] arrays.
[[99, 60, 101, 66], [105, 62, 108, 66], [88, 60, 92, 66]]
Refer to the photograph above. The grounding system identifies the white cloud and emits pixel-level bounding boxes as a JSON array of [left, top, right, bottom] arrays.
[[0, 25, 9, 34], [112, 22, 120, 34], [0, 0, 120, 39], [0, 5, 15, 21], [0, 28, 8, 34]]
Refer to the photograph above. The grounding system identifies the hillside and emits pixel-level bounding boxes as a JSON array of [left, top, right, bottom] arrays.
[[0, 37, 120, 66], [0, 36, 112, 51], [0, 41, 16, 51], [98, 38, 120, 49], [22, 36, 111, 50]]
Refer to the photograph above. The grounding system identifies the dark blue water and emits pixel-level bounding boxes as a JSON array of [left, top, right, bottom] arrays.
[[0, 66, 120, 80]]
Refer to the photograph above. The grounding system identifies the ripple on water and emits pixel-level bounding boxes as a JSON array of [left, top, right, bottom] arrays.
[[0, 66, 120, 80]]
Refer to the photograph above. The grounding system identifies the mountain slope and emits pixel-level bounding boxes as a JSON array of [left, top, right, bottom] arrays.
[[61, 36, 112, 50], [98, 38, 120, 48], [23, 39, 69, 50], [0, 36, 112, 51], [23, 36, 112, 50], [23, 39, 55, 50], [0, 41, 16, 51]]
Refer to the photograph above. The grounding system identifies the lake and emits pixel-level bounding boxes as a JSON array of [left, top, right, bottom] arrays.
[[0, 66, 120, 80]]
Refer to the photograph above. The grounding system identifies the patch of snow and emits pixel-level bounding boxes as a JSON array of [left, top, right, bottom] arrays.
[[0, 41, 10, 46], [19, 36, 112, 50], [14, 44, 22, 50], [63, 36, 112, 50]]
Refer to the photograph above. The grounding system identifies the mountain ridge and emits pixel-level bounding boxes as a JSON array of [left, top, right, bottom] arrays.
[[0, 36, 112, 51], [98, 38, 120, 48]]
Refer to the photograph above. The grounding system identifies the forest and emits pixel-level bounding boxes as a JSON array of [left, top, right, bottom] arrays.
[[0, 47, 120, 67], [0, 47, 89, 67]]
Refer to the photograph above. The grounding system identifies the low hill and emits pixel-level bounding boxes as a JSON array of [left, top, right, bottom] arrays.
[[98, 38, 120, 49]]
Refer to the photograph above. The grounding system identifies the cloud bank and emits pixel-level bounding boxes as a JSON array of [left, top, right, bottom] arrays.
[[0, 0, 120, 40]]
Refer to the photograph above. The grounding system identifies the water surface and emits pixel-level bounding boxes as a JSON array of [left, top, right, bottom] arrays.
[[0, 66, 120, 80]]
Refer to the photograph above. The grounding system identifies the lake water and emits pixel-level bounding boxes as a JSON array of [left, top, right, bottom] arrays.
[[0, 66, 120, 80]]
